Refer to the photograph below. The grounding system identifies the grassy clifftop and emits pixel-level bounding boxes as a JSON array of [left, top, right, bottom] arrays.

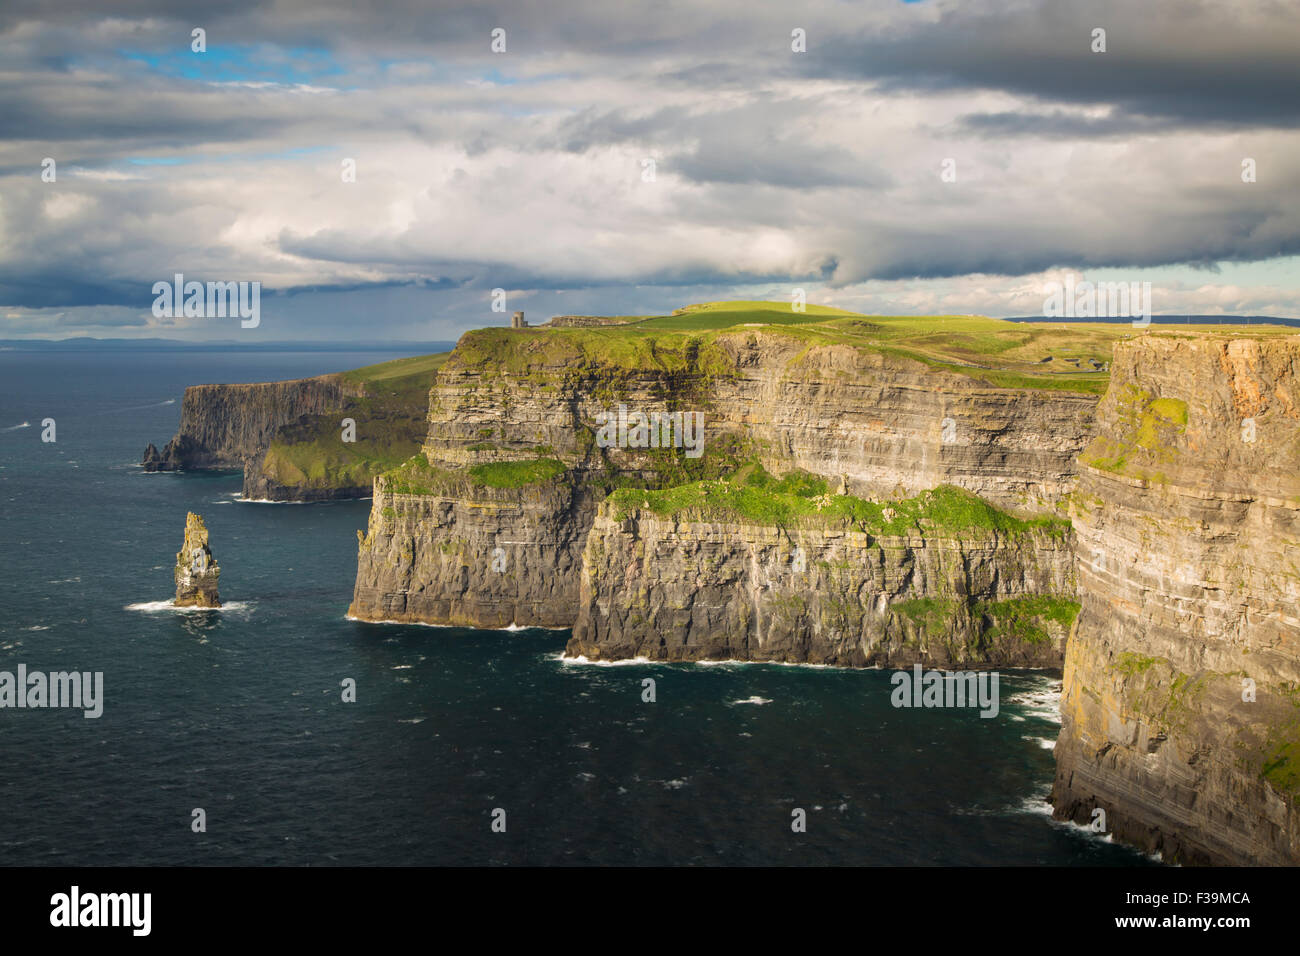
[[448, 300, 1140, 395], [254, 352, 450, 495]]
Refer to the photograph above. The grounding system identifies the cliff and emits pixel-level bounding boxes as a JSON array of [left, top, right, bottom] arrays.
[[349, 308, 1109, 629], [1052, 333, 1300, 864], [347, 459, 596, 628], [143, 376, 355, 471], [422, 325, 1101, 512], [142, 354, 446, 501], [566, 477, 1078, 666]]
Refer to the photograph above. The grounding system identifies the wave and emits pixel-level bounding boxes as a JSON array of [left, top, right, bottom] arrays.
[[346, 615, 565, 633], [90, 398, 176, 416], [345, 615, 464, 629], [1005, 682, 1062, 724], [125, 599, 253, 614], [239, 496, 373, 504], [1036, 802, 1164, 859], [696, 657, 856, 670], [2, 422, 30, 432], [730, 696, 773, 705], [559, 654, 655, 666], [559, 653, 857, 670]]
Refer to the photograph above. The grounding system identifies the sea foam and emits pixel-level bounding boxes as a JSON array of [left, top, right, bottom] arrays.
[[125, 599, 252, 614]]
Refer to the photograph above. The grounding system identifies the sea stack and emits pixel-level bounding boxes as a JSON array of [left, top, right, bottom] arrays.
[[174, 512, 221, 608]]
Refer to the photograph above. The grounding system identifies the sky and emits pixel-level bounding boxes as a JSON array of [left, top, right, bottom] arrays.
[[1, 0, 1298, 342]]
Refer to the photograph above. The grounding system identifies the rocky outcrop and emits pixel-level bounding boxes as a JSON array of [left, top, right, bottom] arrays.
[[1052, 333, 1300, 865], [143, 376, 356, 472], [347, 470, 597, 628], [240, 465, 371, 502], [351, 327, 1098, 630], [142, 365, 436, 501], [566, 500, 1078, 666], [174, 511, 221, 608]]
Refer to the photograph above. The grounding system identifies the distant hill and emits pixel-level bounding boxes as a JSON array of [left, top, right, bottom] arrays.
[[1005, 314, 1300, 327]]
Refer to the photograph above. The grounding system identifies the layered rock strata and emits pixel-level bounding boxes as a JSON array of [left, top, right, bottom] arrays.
[[348, 471, 596, 628], [350, 328, 1097, 629], [1052, 333, 1300, 865], [422, 330, 1097, 513], [566, 501, 1077, 666]]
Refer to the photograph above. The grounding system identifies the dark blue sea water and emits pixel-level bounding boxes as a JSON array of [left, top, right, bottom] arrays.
[[0, 350, 1154, 866]]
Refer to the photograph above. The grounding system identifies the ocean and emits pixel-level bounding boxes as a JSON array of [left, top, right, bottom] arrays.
[[0, 349, 1153, 866]]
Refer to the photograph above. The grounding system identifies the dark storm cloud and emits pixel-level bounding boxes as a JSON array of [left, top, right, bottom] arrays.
[[807, 1, 1300, 130]]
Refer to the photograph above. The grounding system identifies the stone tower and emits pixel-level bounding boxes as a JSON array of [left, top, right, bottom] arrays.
[[174, 511, 221, 608], [511, 311, 527, 329]]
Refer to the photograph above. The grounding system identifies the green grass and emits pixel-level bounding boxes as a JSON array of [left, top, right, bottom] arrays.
[[381, 454, 568, 494], [1115, 652, 1160, 677], [892, 597, 961, 628], [635, 300, 866, 331], [259, 352, 451, 492], [468, 458, 567, 488], [1149, 397, 1188, 426], [1081, 385, 1188, 478], [446, 300, 1153, 395], [607, 463, 1072, 537], [595, 431, 761, 495], [382, 455, 458, 496], [339, 352, 451, 384], [1262, 744, 1300, 795], [889, 594, 1077, 649], [975, 596, 1080, 645]]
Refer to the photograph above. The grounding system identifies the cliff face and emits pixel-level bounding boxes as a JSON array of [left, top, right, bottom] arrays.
[[566, 502, 1077, 666], [422, 331, 1098, 513], [350, 328, 1097, 630], [144, 376, 355, 472], [1052, 334, 1300, 864], [706, 335, 1097, 513], [142, 357, 441, 501], [347, 473, 597, 628]]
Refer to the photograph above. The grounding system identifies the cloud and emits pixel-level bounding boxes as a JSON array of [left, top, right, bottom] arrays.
[[0, 0, 1297, 339]]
